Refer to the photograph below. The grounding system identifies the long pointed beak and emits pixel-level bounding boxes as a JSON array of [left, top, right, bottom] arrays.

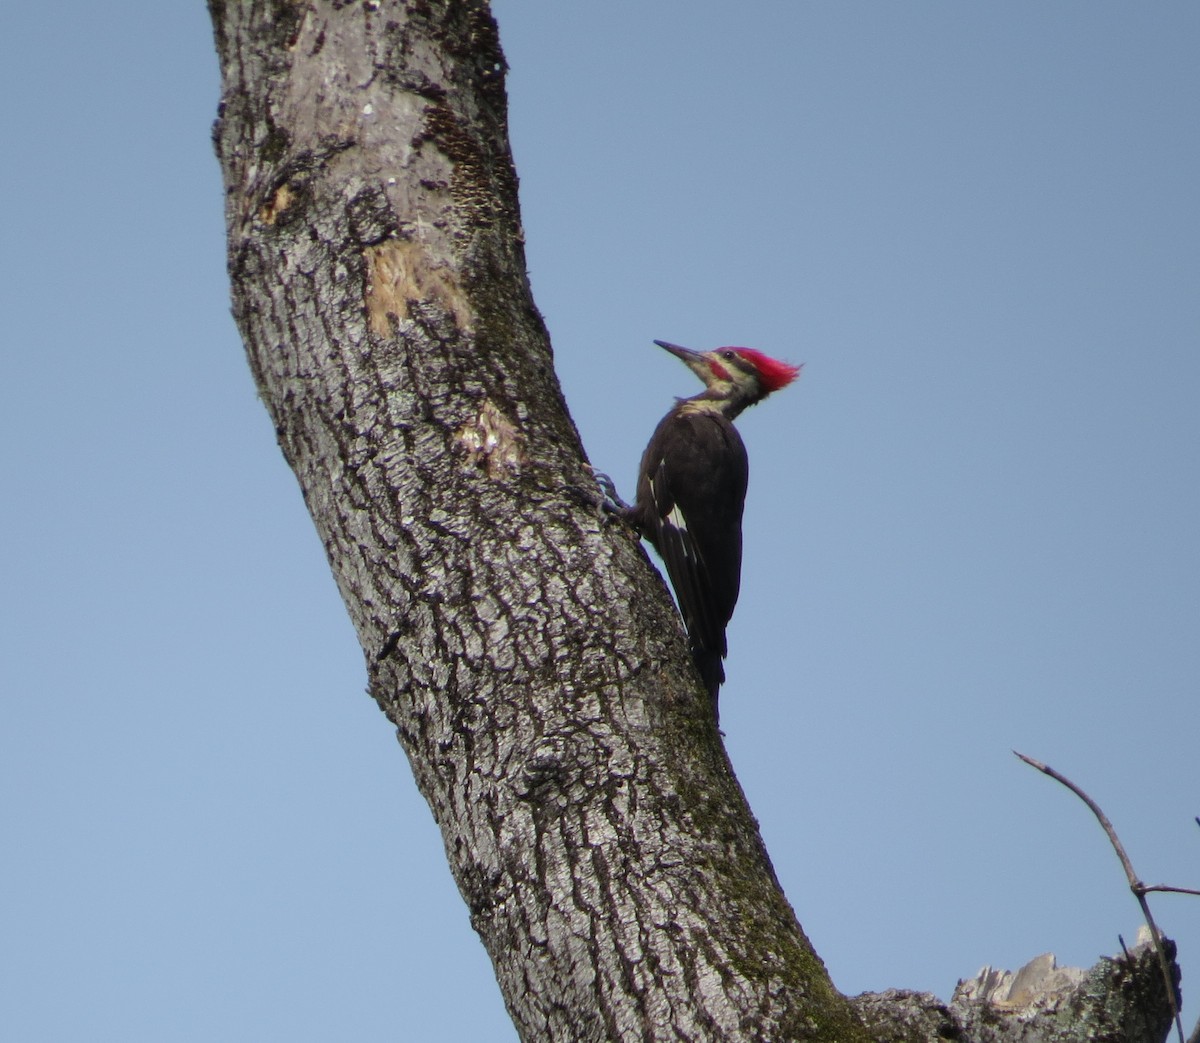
[[653, 339, 713, 385], [653, 339, 701, 363]]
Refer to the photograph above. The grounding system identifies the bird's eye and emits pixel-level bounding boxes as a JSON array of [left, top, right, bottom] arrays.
[[720, 350, 737, 361]]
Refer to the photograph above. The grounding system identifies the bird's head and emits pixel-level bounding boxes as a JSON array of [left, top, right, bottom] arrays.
[[654, 339, 801, 415]]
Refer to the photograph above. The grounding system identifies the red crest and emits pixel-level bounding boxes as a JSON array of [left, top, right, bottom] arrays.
[[728, 348, 801, 393]]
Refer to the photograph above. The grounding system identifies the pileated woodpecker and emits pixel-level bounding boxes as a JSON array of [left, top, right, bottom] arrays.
[[608, 339, 800, 719]]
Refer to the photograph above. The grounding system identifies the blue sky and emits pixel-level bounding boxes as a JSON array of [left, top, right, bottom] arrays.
[[2, 3, 1197, 1039]]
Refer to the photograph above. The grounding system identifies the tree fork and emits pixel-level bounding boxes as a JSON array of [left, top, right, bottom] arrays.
[[208, 1, 868, 1040]]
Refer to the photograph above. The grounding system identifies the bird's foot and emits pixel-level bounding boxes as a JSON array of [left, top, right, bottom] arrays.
[[588, 465, 631, 518]]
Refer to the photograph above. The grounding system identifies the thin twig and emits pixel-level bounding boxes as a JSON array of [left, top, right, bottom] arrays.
[[1014, 751, 1185, 1043], [1140, 884, 1200, 898]]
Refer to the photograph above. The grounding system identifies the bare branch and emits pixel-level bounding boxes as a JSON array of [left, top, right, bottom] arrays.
[[1141, 884, 1200, 898], [1014, 751, 1186, 1043]]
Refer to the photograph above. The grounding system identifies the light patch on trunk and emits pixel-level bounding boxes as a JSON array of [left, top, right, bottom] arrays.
[[364, 239, 474, 337], [258, 183, 295, 225], [457, 399, 526, 476]]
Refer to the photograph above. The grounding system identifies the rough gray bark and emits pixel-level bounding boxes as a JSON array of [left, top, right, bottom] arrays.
[[207, 2, 1181, 1041], [208, 2, 866, 1040], [853, 941, 1179, 1043]]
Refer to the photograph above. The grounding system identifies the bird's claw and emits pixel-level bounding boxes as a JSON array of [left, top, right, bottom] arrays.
[[587, 465, 630, 517]]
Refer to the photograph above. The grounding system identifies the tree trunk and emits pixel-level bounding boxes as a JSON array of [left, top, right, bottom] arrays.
[[207, 4, 1180, 1041], [207, 1, 867, 1040]]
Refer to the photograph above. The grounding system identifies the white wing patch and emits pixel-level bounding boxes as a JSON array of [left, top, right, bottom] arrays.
[[650, 468, 696, 564]]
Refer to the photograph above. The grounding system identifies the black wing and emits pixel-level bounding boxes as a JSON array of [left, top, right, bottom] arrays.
[[631, 410, 748, 699]]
